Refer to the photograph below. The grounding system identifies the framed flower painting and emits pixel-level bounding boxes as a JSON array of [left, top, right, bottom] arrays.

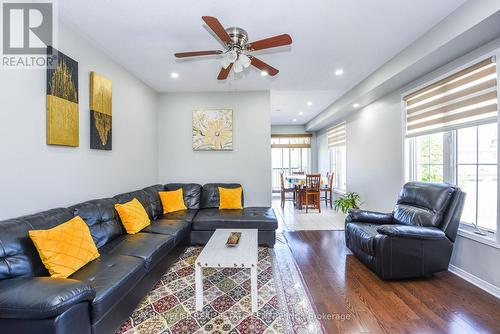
[[192, 109, 233, 151]]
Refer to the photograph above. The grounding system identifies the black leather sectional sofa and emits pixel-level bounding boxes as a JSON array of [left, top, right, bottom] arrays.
[[0, 183, 278, 334], [345, 182, 465, 279]]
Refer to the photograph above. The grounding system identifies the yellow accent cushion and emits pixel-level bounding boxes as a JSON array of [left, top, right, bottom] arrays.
[[114, 198, 150, 234], [159, 189, 187, 214], [28, 216, 100, 278], [219, 187, 243, 209]]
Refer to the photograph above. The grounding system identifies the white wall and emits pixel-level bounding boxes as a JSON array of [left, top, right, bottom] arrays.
[[315, 39, 500, 294], [157, 92, 271, 206], [317, 93, 403, 210], [271, 125, 318, 172], [0, 25, 158, 220]]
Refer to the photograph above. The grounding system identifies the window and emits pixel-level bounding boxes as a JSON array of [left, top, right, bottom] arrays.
[[456, 124, 498, 230], [328, 122, 347, 191], [329, 145, 346, 190], [404, 54, 498, 236], [407, 124, 498, 232], [412, 133, 445, 182], [271, 134, 312, 191]]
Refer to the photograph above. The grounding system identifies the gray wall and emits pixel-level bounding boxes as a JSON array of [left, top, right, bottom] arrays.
[[315, 39, 500, 292], [0, 24, 158, 220], [157, 92, 271, 206], [271, 125, 318, 172]]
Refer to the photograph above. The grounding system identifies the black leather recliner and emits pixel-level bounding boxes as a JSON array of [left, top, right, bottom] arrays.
[[345, 182, 465, 279]]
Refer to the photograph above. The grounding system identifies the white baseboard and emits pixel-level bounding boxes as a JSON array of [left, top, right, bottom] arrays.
[[448, 264, 500, 299]]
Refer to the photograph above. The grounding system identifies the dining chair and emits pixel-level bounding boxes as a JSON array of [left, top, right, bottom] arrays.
[[320, 172, 334, 208], [305, 174, 321, 213], [280, 173, 295, 208]]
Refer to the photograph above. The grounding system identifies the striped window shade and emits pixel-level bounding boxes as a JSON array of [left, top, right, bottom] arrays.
[[404, 57, 498, 137], [327, 122, 346, 148]]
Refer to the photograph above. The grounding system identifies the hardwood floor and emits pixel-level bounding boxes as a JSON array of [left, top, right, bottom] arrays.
[[284, 230, 500, 334]]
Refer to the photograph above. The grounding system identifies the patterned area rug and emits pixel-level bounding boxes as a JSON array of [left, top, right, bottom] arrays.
[[117, 243, 323, 334]]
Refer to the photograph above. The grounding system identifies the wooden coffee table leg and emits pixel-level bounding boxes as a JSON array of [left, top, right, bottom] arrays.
[[195, 265, 203, 311], [251, 265, 258, 312]]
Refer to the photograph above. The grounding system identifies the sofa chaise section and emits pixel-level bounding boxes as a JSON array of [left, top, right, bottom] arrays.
[[189, 183, 278, 247]]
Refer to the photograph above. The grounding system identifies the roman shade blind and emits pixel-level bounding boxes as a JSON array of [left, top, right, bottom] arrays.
[[404, 57, 498, 137], [271, 134, 312, 148], [327, 122, 346, 148]]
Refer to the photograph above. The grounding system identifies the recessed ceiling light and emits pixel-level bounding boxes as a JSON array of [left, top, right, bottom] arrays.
[[261, 71, 268, 76], [292, 118, 297, 122], [353, 103, 360, 108], [307, 101, 313, 106], [170, 72, 179, 79], [335, 69, 344, 76], [298, 112, 304, 115]]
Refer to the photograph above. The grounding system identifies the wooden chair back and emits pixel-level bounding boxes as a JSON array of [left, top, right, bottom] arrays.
[[306, 174, 321, 192], [280, 172, 285, 190], [328, 172, 334, 188]]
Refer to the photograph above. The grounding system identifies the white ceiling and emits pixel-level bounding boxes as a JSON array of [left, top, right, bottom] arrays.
[[59, 0, 467, 125]]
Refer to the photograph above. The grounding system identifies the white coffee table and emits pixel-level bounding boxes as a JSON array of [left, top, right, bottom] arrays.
[[195, 229, 258, 313]]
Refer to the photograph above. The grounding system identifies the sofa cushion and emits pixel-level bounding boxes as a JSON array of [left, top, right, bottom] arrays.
[[0, 277, 95, 319], [142, 185, 165, 220], [0, 208, 74, 279], [114, 190, 153, 219], [393, 204, 435, 227], [200, 183, 244, 209], [142, 219, 190, 245], [28, 216, 100, 278], [395, 182, 457, 227], [159, 209, 198, 222], [159, 189, 187, 213], [114, 198, 151, 234], [99, 233, 175, 270], [164, 183, 202, 209], [70, 198, 122, 248], [70, 254, 145, 323], [192, 207, 278, 231], [345, 223, 379, 256]]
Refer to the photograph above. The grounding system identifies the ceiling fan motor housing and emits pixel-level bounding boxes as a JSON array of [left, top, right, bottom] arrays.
[[225, 27, 248, 50]]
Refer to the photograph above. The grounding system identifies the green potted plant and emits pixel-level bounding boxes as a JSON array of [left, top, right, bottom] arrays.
[[333, 192, 361, 214]]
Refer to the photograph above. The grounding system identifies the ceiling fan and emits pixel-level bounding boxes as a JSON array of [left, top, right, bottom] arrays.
[[174, 16, 292, 80]]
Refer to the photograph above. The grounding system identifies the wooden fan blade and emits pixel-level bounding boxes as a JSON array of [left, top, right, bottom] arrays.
[[217, 63, 233, 80], [175, 50, 223, 58], [247, 34, 292, 51], [250, 57, 279, 76], [202, 16, 231, 44]]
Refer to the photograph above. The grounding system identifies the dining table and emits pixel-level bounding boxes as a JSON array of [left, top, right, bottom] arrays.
[[285, 175, 307, 209], [285, 175, 328, 210]]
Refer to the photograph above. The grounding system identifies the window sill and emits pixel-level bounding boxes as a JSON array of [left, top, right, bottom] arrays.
[[457, 226, 499, 249], [333, 188, 346, 195]]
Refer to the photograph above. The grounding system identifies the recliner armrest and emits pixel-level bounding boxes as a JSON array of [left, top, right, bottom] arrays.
[[376, 225, 446, 240], [346, 209, 393, 224], [0, 277, 95, 319]]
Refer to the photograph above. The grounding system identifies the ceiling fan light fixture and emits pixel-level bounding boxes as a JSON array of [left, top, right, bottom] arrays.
[[226, 50, 238, 63], [221, 57, 231, 69], [238, 53, 251, 68], [233, 59, 244, 73]]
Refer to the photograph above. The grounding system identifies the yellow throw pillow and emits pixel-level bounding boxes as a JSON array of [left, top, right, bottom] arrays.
[[28, 216, 100, 278], [114, 198, 151, 234], [219, 187, 243, 209], [159, 189, 187, 214]]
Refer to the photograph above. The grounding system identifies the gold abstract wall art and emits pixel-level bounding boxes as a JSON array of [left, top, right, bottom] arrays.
[[46, 47, 79, 146], [90, 72, 112, 150], [192, 109, 233, 151]]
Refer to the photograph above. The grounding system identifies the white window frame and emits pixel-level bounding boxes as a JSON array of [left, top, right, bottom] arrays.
[[329, 145, 347, 192], [402, 48, 500, 248]]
